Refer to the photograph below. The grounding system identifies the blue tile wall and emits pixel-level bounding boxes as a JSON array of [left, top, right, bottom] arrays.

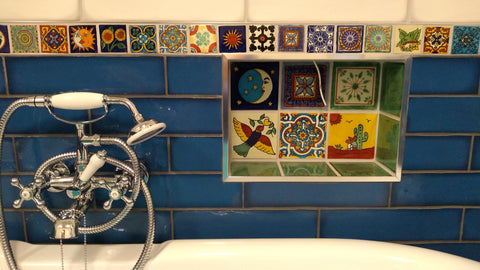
[[1, 56, 480, 262]]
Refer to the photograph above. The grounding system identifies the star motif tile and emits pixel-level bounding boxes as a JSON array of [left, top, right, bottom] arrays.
[[278, 25, 304, 52], [0, 25, 11, 53], [451, 26, 480, 55], [364, 25, 392, 53], [159, 24, 188, 53], [219, 25, 246, 53], [248, 25, 276, 53], [69, 25, 98, 53], [307, 25, 334, 53], [336, 25, 364, 53], [129, 25, 157, 53], [393, 25, 423, 54], [423, 26, 450, 54], [283, 63, 327, 108], [39, 25, 68, 53], [189, 25, 217, 53], [10, 25, 39, 53]]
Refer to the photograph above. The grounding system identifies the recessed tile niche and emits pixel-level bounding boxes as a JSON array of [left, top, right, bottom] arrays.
[[223, 58, 408, 182]]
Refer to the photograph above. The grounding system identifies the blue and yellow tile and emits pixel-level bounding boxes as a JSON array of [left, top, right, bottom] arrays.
[[364, 25, 392, 53], [219, 25, 246, 53], [307, 25, 334, 53], [282, 62, 327, 108], [451, 26, 480, 55], [189, 25, 217, 53], [423, 26, 450, 54], [0, 25, 10, 53], [129, 25, 157, 53], [278, 25, 304, 52], [159, 24, 187, 53], [11, 25, 39, 53], [336, 25, 364, 53], [99, 25, 127, 53], [69, 25, 97, 53], [39, 25, 68, 53]]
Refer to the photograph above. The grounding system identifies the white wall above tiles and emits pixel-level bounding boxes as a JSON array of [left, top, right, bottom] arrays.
[[409, 0, 480, 23], [0, 0, 80, 21]]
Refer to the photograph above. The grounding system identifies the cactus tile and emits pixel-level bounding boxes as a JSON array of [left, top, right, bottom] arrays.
[[278, 25, 304, 52], [69, 25, 97, 53], [219, 25, 246, 53], [307, 25, 334, 53], [39, 25, 68, 53], [99, 25, 127, 53], [281, 162, 336, 176], [336, 25, 364, 53], [393, 25, 423, 54], [0, 25, 10, 53], [11, 25, 39, 53], [283, 63, 328, 108], [364, 25, 392, 53], [159, 24, 188, 53], [189, 25, 217, 53], [376, 114, 400, 172], [451, 26, 480, 55], [248, 25, 276, 53], [423, 26, 450, 54]]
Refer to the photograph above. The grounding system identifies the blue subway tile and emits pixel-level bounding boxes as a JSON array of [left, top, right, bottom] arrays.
[[407, 97, 480, 133], [392, 174, 480, 206], [413, 243, 480, 261], [167, 57, 222, 95], [5, 57, 165, 95], [471, 137, 480, 170], [410, 58, 480, 95], [403, 136, 470, 170], [170, 137, 222, 171], [0, 61, 5, 94], [2, 138, 16, 173], [174, 210, 318, 239], [245, 182, 389, 207], [463, 209, 480, 241], [320, 209, 462, 241], [4, 211, 24, 241]]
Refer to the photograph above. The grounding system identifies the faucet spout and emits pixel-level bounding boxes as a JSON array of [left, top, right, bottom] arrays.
[[54, 218, 79, 239]]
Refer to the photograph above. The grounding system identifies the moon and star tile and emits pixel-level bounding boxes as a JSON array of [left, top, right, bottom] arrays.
[[230, 62, 279, 110], [10, 25, 39, 53], [282, 62, 328, 108], [0, 25, 10, 53], [69, 25, 98, 53]]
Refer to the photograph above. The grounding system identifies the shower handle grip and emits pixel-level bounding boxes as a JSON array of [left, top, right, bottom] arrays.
[[50, 92, 105, 110]]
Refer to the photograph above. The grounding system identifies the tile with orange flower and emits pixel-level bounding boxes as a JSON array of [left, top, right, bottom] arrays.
[[99, 25, 127, 53], [40, 25, 68, 53], [69, 25, 97, 53], [219, 25, 246, 53]]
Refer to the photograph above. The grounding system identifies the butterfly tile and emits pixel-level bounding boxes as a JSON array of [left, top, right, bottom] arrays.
[[11, 25, 39, 53], [39, 25, 68, 53], [69, 25, 98, 53], [99, 25, 127, 53], [189, 25, 217, 53], [0, 25, 11, 53], [423, 26, 450, 54], [129, 25, 157, 53], [278, 25, 304, 52], [279, 112, 327, 158], [307, 25, 334, 53], [282, 63, 327, 108], [364, 25, 392, 53], [336, 25, 364, 53], [451, 26, 480, 55], [393, 25, 423, 54], [248, 25, 276, 53], [219, 25, 246, 53], [159, 25, 188, 53]]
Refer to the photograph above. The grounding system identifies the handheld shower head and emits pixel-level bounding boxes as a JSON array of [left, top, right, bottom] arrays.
[[127, 119, 166, 145]]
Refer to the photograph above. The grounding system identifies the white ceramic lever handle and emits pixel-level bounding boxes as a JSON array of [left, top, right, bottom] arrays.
[[50, 92, 105, 110], [79, 151, 106, 183]]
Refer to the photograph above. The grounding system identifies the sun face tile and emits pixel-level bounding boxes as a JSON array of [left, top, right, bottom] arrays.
[[283, 63, 327, 108], [423, 26, 450, 54], [99, 25, 127, 53], [189, 25, 217, 53], [278, 25, 304, 52], [336, 25, 364, 53], [248, 25, 276, 53], [0, 25, 11, 53], [364, 25, 392, 53], [69, 25, 97, 53], [219, 25, 246, 53], [159, 24, 188, 53], [307, 25, 334, 53], [39, 25, 68, 53], [393, 25, 423, 54], [230, 61, 279, 110], [451, 26, 480, 55], [129, 25, 157, 53], [331, 62, 380, 110], [328, 113, 377, 159], [279, 113, 327, 159], [11, 25, 39, 53]]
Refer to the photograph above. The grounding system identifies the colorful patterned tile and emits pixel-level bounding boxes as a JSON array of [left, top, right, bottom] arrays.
[[451, 26, 480, 55], [129, 25, 156, 53], [307, 25, 334, 53], [248, 25, 276, 53], [328, 113, 377, 159], [189, 25, 217, 53], [10, 25, 39, 53], [393, 25, 423, 54], [364, 25, 392, 53], [99, 25, 127, 53], [279, 113, 327, 158], [230, 61, 279, 110], [376, 114, 400, 172], [336, 25, 364, 53], [69, 25, 97, 53], [331, 62, 380, 110], [330, 162, 390, 176], [282, 63, 327, 108], [159, 25, 188, 53], [39, 25, 68, 53], [219, 25, 246, 53], [380, 62, 404, 116], [230, 112, 278, 159], [0, 25, 10, 53], [423, 26, 450, 54], [231, 162, 281, 176], [278, 25, 304, 52], [281, 162, 336, 176]]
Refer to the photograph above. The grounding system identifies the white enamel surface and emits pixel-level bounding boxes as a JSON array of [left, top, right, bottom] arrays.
[[0, 0, 80, 21], [410, 0, 480, 23], [50, 92, 104, 110], [2, 239, 479, 270]]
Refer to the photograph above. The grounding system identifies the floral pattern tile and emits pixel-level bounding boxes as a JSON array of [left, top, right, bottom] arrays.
[[129, 25, 157, 53], [336, 25, 364, 53], [11, 25, 39, 53], [278, 25, 304, 52], [451, 26, 480, 55], [190, 25, 217, 53], [364, 25, 392, 53], [423, 26, 450, 54], [394, 25, 423, 54], [39, 25, 68, 53], [0, 25, 11, 53], [69, 25, 97, 53], [283, 63, 327, 108], [159, 25, 188, 53], [99, 25, 127, 53], [307, 25, 334, 53], [219, 25, 246, 53], [279, 113, 327, 158], [248, 25, 276, 53]]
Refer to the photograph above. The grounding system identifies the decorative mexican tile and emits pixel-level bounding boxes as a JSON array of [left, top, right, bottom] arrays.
[[189, 25, 217, 53], [279, 113, 327, 158], [281, 162, 336, 176], [219, 25, 246, 53], [231, 161, 281, 176], [331, 62, 380, 110], [376, 114, 400, 172], [328, 113, 377, 159], [283, 63, 327, 108], [230, 112, 278, 159], [393, 25, 423, 54], [69, 25, 97, 53], [39, 25, 68, 53], [129, 25, 156, 53], [423, 26, 450, 54], [307, 25, 334, 53], [336, 25, 363, 53], [10, 25, 39, 53], [99, 25, 127, 53], [380, 62, 404, 117], [364, 25, 392, 53], [159, 25, 188, 53], [451, 26, 480, 55], [248, 25, 276, 53], [278, 25, 304, 52], [330, 162, 389, 176], [0, 25, 10, 53], [230, 61, 279, 110]]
